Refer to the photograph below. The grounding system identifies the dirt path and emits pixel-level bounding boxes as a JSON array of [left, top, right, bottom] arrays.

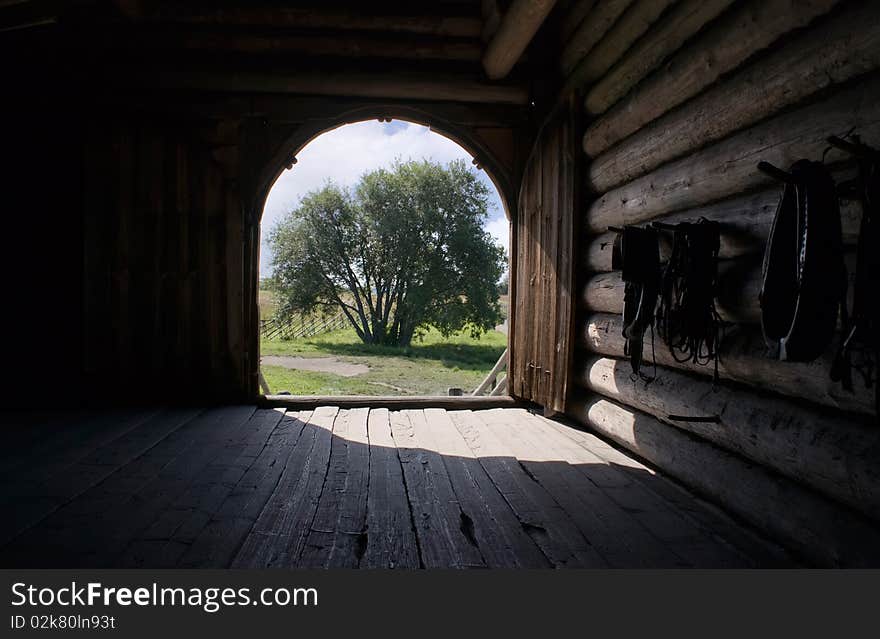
[[260, 356, 369, 377]]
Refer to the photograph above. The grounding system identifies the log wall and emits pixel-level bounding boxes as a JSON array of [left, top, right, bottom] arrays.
[[562, 0, 880, 565]]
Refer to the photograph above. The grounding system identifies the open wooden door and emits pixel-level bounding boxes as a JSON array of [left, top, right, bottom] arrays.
[[509, 96, 578, 414]]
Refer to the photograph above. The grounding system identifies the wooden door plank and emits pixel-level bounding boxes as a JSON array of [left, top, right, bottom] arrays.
[[390, 409, 485, 568], [449, 409, 604, 567], [362, 408, 420, 569], [232, 406, 338, 568], [421, 408, 549, 568], [297, 408, 371, 568]]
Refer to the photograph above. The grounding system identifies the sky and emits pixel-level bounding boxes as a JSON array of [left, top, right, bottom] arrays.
[[259, 120, 510, 278]]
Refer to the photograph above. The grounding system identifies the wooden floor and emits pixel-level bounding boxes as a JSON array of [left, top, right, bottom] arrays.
[[0, 406, 791, 568]]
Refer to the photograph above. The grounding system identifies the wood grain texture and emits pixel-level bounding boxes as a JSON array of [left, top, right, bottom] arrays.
[[578, 356, 880, 522], [583, 0, 734, 116], [482, 0, 557, 80], [570, 395, 880, 567], [389, 409, 486, 568], [566, 0, 676, 90], [586, 73, 880, 234], [582, 0, 841, 158], [560, 0, 634, 76], [362, 408, 420, 568], [511, 98, 577, 412], [0, 406, 812, 567], [232, 407, 336, 568], [582, 186, 863, 272], [588, 0, 880, 192], [580, 313, 876, 416]]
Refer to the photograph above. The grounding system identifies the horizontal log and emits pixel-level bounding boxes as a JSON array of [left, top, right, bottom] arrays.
[[148, 7, 484, 38], [583, 186, 862, 271], [580, 313, 876, 415], [483, 0, 557, 80], [588, 0, 880, 192], [565, 0, 675, 89], [580, 253, 856, 325], [560, 0, 633, 76], [119, 68, 530, 105], [582, 0, 840, 158], [577, 356, 880, 521], [568, 395, 880, 566], [585, 75, 880, 234], [113, 29, 484, 62], [579, 265, 757, 324], [559, 0, 597, 44], [583, 0, 733, 117]]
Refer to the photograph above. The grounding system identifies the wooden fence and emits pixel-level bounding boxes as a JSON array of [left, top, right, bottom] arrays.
[[260, 311, 348, 341], [471, 348, 508, 396]]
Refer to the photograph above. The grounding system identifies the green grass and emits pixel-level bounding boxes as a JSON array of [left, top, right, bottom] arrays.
[[260, 326, 507, 396]]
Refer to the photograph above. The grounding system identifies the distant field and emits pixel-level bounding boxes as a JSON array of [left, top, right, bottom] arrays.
[[260, 325, 507, 396], [259, 289, 278, 320]]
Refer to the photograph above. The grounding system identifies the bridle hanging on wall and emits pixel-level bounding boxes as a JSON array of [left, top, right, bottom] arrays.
[[828, 135, 880, 416], [654, 219, 723, 383], [611, 225, 660, 382]]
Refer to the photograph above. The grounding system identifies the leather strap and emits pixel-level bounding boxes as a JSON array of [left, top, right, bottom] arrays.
[[831, 151, 880, 413], [612, 226, 660, 379]]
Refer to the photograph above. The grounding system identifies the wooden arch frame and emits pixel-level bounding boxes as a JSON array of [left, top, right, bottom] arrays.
[[241, 103, 523, 398], [249, 104, 518, 225]]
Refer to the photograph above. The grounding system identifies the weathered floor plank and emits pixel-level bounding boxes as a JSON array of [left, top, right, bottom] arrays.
[[297, 408, 371, 568], [177, 410, 310, 568], [449, 410, 606, 568], [232, 406, 337, 568], [477, 408, 688, 567], [120, 408, 287, 567], [543, 415, 794, 566], [422, 408, 550, 568], [0, 406, 258, 567], [362, 408, 421, 569], [390, 409, 485, 568], [0, 405, 789, 568], [0, 408, 202, 547], [511, 408, 755, 567]]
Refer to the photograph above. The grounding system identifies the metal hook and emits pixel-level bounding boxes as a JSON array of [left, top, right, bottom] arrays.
[[827, 135, 880, 161], [757, 161, 796, 184]]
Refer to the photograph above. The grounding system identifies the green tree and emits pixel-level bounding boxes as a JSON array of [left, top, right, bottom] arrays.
[[269, 159, 505, 347]]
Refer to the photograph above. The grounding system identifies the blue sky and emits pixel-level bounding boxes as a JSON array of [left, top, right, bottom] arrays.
[[259, 120, 510, 278]]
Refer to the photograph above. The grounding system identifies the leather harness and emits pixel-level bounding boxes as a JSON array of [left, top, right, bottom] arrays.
[[612, 226, 660, 380], [831, 141, 880, 413], [656, 219, 723, 381], [760, 160, 846, 362]]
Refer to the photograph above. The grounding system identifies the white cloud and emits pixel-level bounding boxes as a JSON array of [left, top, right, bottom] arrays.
[[259, 120, 509, 277]]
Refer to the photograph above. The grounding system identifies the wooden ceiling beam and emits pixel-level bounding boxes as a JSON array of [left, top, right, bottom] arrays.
[[146, 5, 483, 38], [117, 68, 530, 105], [482, 0, 557, 80], [104, 28, 482, 62]]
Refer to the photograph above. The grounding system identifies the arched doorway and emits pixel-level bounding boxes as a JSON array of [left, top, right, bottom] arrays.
[[253, 117, 514, 397]]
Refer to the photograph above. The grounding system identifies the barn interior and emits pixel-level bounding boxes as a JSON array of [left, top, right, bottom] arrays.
[[2, 0, 879, 568]]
